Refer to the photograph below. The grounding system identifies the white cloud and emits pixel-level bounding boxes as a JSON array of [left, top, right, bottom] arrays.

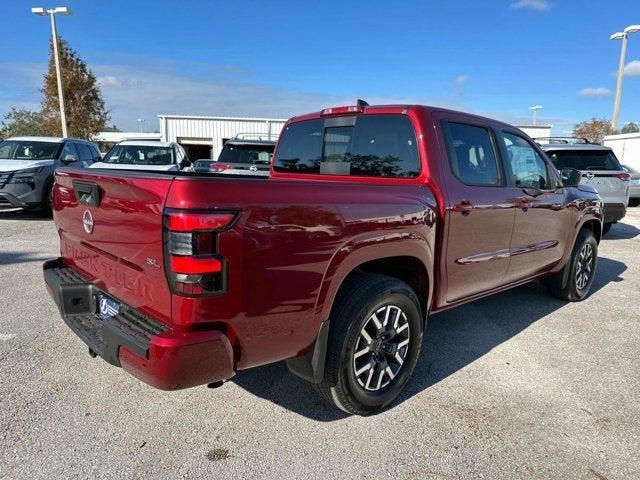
[[97, 75, 123, 87], [1, 58, 571, 132], [578, 87, 612, 97], [624, 60, 640, 77], [510, 0, 551, 11], [453, 75, 468, 87]]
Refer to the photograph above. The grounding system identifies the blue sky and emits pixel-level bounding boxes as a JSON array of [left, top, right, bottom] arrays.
[[1, 0, 639, 132]]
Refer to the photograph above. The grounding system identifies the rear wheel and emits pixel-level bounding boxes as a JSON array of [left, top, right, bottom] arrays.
[[544, 228, 598, 301], [315, 273, 423, 416], [629, 199, 639, 207], [39, 181, 53, 218], [602, 222, 612, 235]]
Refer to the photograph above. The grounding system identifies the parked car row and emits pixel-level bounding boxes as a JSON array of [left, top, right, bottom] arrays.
[[0, 133, 277, 215]]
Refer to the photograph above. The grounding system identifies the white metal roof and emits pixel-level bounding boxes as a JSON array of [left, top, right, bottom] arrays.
[[118, 140, 173, 147], [158, 114, 287, 122], [6, 136, 65, 143]]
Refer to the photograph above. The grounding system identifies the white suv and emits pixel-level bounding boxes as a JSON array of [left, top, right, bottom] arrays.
[[90, 141, 191, 171], [539, 139, 630, 234]]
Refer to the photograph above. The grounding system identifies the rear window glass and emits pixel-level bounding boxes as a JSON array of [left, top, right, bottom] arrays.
[[217, 144, 274, 165], [444, 122, 502, 186], [273, 115, 420, 178], [103, 145, 175, 166], [547, 150, 622, 171]]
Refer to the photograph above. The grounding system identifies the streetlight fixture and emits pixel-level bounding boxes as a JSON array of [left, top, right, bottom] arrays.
[[31, 6, 71, 138], [529, 105, 542, 125], [610, 25, 640, 133]]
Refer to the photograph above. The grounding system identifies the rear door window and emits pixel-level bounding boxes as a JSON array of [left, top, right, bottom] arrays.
[[546, 150, 623, 171], [273, 115, 420, 178], [443, 122, 502, 186], [76, 144, 93, 162]]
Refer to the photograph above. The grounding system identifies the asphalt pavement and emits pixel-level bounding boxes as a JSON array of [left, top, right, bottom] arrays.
[[1, 207, 639, 479]]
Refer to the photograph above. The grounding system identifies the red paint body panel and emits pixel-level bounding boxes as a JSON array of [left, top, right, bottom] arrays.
[[165, 177, 437, 369], [53, 170, 173, 326], [48, 104, 602, 391], [119, 331, 235, 390]]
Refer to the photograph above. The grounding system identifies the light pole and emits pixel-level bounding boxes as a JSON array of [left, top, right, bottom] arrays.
[[138, 118, 145, 132], [610, 25, 640, 133], [31, 6, 71, 138], [529, 105, 542, 125]]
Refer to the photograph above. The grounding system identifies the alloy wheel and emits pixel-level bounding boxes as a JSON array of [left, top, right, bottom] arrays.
[[575, 243, 594, 291], [352, 304, 410, 392]]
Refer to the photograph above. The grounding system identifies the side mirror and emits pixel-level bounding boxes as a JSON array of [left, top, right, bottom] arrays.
[[561, 168, 581, 188], [63, 154, 78, 163], [179, 158, 192, 169]]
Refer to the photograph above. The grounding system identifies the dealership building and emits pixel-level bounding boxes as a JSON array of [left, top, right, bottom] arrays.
[[96, 114, 551, 160], [158, 114, 286, 160]]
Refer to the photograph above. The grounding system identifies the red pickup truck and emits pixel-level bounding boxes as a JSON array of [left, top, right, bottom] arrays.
[[44, 103, 602, 415]]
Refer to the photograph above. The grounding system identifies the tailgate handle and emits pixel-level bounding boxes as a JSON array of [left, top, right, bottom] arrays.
[[72, 181, 101, 207]]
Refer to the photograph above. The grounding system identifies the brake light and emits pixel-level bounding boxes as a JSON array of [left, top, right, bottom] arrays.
[[320, 105, 363, 116], [163, 209, 237, 296], [612, 172, 631, 181], [168, 212, 236, 232], [210, 163, 232, 172], [170, 256, 222, 274]]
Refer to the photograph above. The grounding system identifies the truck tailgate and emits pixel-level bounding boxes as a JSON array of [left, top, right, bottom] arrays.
[[53, 169, 174, 326]]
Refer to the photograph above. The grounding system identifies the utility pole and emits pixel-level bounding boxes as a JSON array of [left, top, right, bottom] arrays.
[[32, 6, 71, 137]]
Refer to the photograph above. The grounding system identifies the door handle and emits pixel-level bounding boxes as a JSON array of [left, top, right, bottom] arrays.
[[517, 197, 531, 212], [453, 199, 473, 216]]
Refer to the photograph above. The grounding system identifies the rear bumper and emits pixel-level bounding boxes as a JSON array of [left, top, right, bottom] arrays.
[[603, 203, 626, 224], [43, 258, 235, 390], [0, 181, 44, 208], [0, 191, 36, 208]]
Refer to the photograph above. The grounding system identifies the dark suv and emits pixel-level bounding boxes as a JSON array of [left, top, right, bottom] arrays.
[[194, 134, 276, 176], [0, 136, 100, 215]]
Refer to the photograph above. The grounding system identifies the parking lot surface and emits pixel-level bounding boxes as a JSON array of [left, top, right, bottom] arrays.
[[1, 208, 639, 479]]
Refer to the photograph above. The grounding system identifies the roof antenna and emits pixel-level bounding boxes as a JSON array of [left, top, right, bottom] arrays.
[[356, 99, 369, 108]]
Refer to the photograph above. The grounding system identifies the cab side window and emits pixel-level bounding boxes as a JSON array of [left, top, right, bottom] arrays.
[[444, 122, 502, 186], [500, 132, 551, 190]]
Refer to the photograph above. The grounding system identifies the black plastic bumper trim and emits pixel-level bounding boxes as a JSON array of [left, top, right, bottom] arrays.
[[43, 259, 168, 367]]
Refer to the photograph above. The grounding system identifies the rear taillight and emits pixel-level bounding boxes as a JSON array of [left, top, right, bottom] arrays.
[[163, 209, 238, 296], [612, 172, 631, 181], [210, 163, 232, 172]]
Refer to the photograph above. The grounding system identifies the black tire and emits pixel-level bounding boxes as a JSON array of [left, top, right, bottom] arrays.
[[39, 181, 53, 218], [315, 273, 423, 416], [629, 199, 640, 207], [602, 222, 612, 235], [544, 228, 598, 302]]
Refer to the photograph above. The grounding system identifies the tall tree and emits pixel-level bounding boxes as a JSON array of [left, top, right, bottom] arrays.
[[572, 118, 611, 144], [41, 37, 109, 138]]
